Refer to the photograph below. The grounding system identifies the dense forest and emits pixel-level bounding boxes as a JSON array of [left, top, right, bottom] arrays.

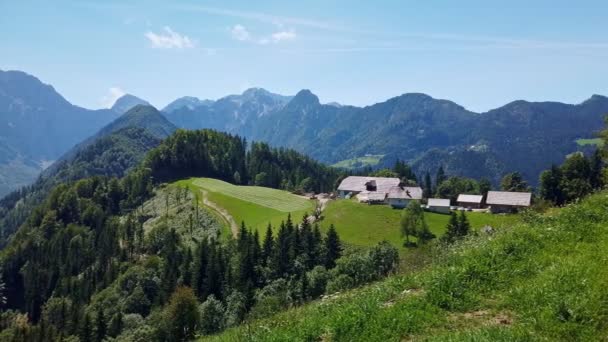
[[0, 129, 391, 341], [146, 129, 339, 193]]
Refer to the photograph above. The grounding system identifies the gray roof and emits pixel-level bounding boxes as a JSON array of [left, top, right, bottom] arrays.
[[366, 191, 388, 201], [427, 198, 451, 207], [387, 186, 422, 200], [486, 191, 531, 206], [457, 194, 483, 204], [337, 176, 400, 193]]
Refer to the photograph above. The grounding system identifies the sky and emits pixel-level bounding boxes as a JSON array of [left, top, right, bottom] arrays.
[[1, 0, 607, 112]]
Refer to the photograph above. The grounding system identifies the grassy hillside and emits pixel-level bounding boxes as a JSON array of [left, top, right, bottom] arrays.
[[321, 199, 519, 253], [205, 192, 608, 341], [576, 137, 604, 147], [332, 154, 384, 169], [177, 178, 315, 233]]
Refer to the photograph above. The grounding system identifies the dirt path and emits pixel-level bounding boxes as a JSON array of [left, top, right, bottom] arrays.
[[199, 189, 239, 238]]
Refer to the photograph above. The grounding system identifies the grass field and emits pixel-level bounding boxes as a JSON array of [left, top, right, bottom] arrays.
[[332, 154, 384, 169], [205, 192, 608, 342], [177, 178, 315, 233], [575, 137, 604, 147], [320, 199, 519, 252]]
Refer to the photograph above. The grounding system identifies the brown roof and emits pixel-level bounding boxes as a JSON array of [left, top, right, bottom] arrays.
[[457, 194, 483, 204], [337, 176, 400, 193], [486, 191, 531, 206], [387, 186, 422, 200]]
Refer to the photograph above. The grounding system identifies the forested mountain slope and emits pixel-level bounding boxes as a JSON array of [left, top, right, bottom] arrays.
[[164, 89, 608, 185], [0, 106, 176, 246], [0, 129, 344, 341], [0, 70, 120, 196]]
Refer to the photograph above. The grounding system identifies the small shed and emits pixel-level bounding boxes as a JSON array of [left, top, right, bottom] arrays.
[[486, 191, 532, 213], [387, 186, 423, 209], [457, 194, 484, 209], [427, 198, 451, 214]]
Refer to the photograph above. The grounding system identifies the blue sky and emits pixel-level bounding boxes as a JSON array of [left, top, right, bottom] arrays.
[[1, 0, 607, 112]]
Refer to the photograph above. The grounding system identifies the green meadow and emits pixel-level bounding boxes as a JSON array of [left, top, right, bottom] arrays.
[[320, 199, 519, 253], [204, 192, 608, 342], [177, 178, 315, 233], [575, 137, 604, 147], [332, 154, 384, 169]]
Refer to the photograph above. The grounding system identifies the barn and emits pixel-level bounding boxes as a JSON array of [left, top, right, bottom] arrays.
[[387, 186, 423, 208], [427, 198, 451, 214], [337, 176, 400, 198], [457, 194, 484, 209], [486, 191, 532, 213]]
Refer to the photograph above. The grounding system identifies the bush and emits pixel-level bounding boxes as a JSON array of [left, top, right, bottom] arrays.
[[199, 295, 225, 335]]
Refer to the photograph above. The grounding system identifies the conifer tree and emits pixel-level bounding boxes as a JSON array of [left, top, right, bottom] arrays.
[[262, 224, 274, 265], [80, 313, 92, 342], [435, 166, 447, 191], [423, 172, 433, 199], [442, 212, 460, 243], [107, 312, 123, 338], [324, 225, 342, 269], [457, 211, 470, 238], [94, 307, 106, 342]]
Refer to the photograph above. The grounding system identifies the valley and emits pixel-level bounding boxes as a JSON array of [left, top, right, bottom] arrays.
[[2, 3, 607, 341]]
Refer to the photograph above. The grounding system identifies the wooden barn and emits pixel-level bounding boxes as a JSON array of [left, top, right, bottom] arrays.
[[457, 194, 484, 209], [337, 176, 400, 198], [486, 191, 532, 213]]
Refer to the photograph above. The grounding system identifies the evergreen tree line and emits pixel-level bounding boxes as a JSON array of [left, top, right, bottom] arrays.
[[146, 129, 339, 193]]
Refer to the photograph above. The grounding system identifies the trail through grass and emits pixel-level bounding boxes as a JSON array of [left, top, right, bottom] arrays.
[[177, 178, 315, 233]]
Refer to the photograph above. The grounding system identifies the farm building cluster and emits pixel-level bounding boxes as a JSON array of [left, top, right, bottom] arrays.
[[337, 176, 532, 213]]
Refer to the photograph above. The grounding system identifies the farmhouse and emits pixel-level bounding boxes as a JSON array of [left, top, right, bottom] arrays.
[[337, 176, 400, 198], [427, 198, 451, 214], [457, 194, 484, 209], [387, 186, 423, 208], [486, 191, 532, 213]]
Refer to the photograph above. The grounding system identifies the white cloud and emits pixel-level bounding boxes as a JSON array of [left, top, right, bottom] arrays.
[[230, 24, 296, 45], [230, 24, 251, 41], [145, 26, 195, 49], [271, 29, 296, 43], [100, 87, 126, 108]]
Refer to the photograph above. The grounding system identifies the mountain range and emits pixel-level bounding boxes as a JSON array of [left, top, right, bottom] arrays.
[[162, 89, 608, 185], [0, 69, 606, 199]]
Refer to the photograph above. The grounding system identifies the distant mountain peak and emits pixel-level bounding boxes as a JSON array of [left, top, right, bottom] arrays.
[[289, 89, 320, 107], [111, 94, 150, 114], [162, 96, 213, 112]]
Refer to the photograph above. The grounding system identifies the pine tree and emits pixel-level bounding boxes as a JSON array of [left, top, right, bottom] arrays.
[[590, 148, 604, 189], [80, 313, 92, 342], [262, 224, 274, 265], [457, 211, 471, 238], [423, 172, 433, 199], [324, 225, 342, 269], [435, 166, 446, 191], [442, 212, 460, 243], [107, 312, 123, 338], [94, 307, 106, 342]]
